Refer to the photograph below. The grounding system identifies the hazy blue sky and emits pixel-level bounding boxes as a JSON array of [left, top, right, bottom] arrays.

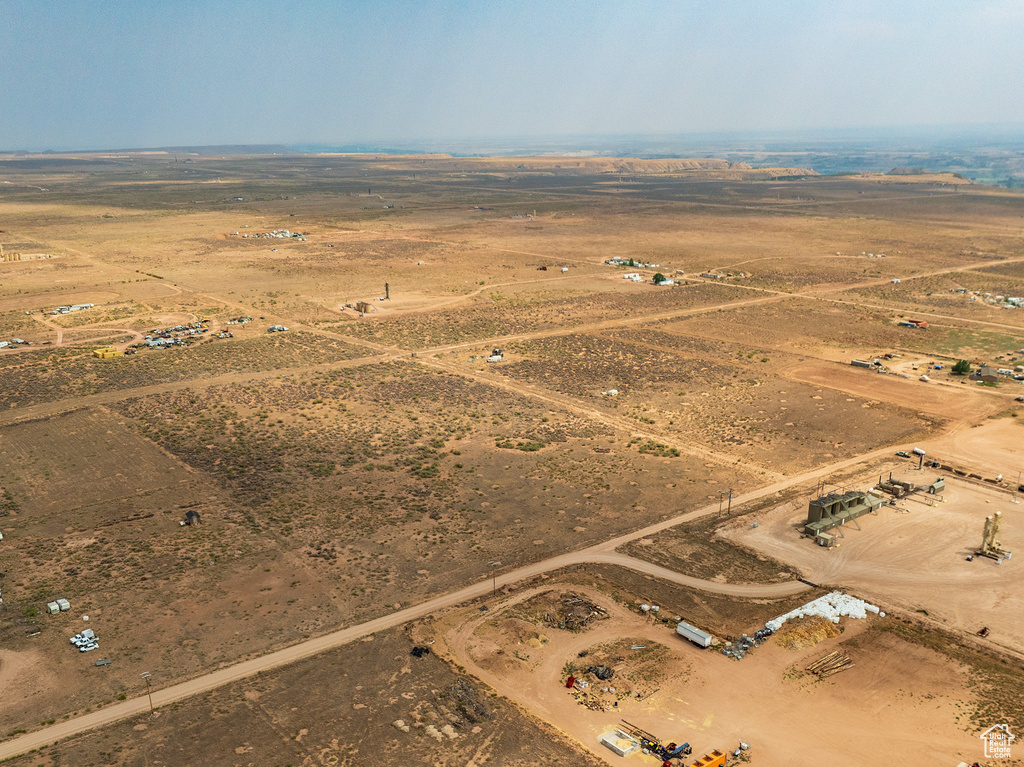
[[1, 0, 1022, 150]]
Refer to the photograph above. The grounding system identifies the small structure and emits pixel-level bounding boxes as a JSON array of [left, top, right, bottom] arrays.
[[46, 601, 61, 615], [599, 729, 640, 757], [898, 318, 929, 329], [354, 301, 374, 315], [56, 598, 71, 611], [92, 346, 122, 359], [851, 359, 873, 368], [487, 347, 503, 363], [804, 490, 883, 542], [184, 510, 201, 526], [976, 366, 999, 383]]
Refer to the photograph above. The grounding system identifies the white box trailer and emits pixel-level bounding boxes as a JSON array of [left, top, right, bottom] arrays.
[[676, 620, 713, 648]]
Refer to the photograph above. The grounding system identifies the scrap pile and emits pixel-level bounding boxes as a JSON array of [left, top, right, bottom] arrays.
[[543, 592, 607, 631], [806, 650, 853, 679], [721, 627, 774, 659], [569, 687, 611, 712], [438, 679, 491, 726]]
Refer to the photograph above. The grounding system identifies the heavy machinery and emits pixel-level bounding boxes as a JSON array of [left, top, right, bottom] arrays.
[[619, 720, 691, 764]]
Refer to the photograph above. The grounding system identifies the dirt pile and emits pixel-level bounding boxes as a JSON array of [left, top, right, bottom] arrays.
[[775, 615, 842, 650]]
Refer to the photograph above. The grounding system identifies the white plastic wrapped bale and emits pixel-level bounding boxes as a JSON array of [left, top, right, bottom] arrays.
[[766, 591, 881, 632]]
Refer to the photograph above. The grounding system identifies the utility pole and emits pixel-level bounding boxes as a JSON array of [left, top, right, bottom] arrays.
[[487, 561, 500, 596], [140, 672, 154, 715], [727, 488, 733, 513], [1013, 471, 1021, 504]]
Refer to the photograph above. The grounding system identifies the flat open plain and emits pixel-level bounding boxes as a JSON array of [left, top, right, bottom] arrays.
[[0, 152, 1021, 765]]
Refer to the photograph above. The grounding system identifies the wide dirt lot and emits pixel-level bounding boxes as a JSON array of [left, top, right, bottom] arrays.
[[726, 476, 1024, 652], [435, 570, 995, 767]]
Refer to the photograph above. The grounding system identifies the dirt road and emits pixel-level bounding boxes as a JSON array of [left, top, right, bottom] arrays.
[[0, 433, 917, 760]]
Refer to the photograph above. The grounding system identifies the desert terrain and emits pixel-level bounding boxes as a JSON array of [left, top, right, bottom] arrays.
[[0, 151, 1022, 765]]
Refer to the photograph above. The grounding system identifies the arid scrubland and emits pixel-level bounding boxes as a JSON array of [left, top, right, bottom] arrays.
[[0, 152, 1022, 765]]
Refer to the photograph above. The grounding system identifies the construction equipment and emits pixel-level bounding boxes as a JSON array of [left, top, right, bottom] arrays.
[[619, 720, 691, 762], [979, 512, 1012, 561]]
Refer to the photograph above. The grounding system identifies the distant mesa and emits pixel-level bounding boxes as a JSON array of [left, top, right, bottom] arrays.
[[888, 167, 928, 175]]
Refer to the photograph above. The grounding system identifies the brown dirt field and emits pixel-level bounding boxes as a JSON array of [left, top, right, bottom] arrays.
[[436, 577, 984, 767], [782, 358, 1008, 419], [923, 416, 1024, 477], [3, 627, 606, 767]]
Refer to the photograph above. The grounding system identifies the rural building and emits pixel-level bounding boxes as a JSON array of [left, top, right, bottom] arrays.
[[975, 366, 999, 383], [92, 346, 122, 359], [804, 490, 883, 541], [354, 301, 374, 314]]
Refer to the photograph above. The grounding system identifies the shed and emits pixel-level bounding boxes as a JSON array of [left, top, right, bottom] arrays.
[[976, 366, 999, 383]]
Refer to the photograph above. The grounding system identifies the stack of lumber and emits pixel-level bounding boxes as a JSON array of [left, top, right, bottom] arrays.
[[806, 650, 854, 679]]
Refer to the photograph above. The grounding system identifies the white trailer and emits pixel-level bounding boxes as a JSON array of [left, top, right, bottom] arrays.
[[676, 620, 713, 648]]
